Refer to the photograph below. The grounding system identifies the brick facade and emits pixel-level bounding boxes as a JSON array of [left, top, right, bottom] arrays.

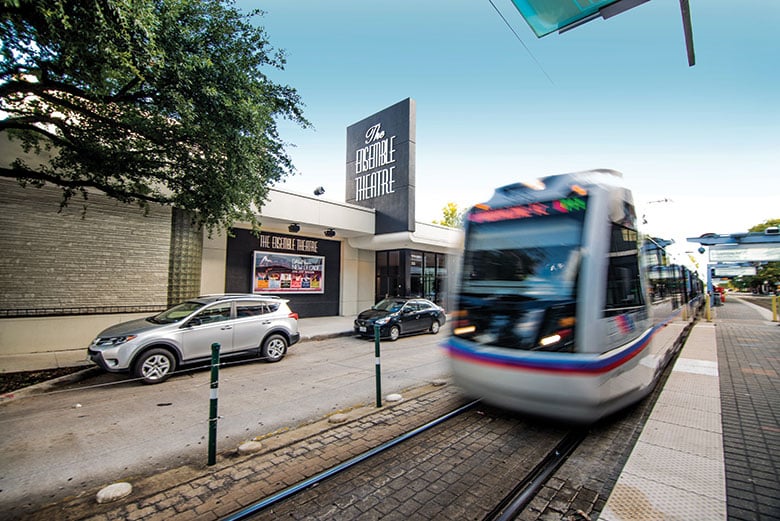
[[0, 178, 174, 316]]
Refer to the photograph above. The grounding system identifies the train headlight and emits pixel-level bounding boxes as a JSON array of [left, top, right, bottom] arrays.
[[454, 325, 476, 335], [539, 334, 562, 347]]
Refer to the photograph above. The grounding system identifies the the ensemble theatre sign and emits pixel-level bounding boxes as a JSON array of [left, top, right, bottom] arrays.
[[346, 98, 416, 234]]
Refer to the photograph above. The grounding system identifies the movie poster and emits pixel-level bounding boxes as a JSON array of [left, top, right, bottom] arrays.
[[253, 251, 325, 294]]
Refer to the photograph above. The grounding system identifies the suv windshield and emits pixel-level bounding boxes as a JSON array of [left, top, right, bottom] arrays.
[[149, 301, 205, 324]]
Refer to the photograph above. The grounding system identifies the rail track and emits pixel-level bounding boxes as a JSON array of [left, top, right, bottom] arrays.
[[222, 399, 590, 521], [219, 320, 691, 521]]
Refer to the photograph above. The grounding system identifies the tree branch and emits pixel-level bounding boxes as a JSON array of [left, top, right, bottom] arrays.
[[0, 166, 174, 206]]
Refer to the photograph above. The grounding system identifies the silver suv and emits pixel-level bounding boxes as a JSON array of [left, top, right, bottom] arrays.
[[87, 294, 300, 384]]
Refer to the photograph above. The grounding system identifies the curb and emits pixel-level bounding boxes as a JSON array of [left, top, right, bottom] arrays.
[[300, 330, 355, 342], [0, 366, 102, 405]]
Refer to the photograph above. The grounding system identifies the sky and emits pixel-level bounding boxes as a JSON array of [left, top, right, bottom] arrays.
[[238, 0, 779, 269]]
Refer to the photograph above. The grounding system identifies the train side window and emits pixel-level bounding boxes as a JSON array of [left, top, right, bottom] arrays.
[[605, 223, 645, 313]]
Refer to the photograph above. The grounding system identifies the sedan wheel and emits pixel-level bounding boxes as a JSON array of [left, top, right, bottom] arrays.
[[430, 321, 440, 334], [134, 348, 176, 384], [389, 325, 401, 341], [261, 334, 288, 363]]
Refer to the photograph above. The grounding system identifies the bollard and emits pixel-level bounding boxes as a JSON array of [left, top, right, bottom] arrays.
[[374, 324, 382, 408], [773, 294, 778, 322], [705, 293, 711, 322], [208, 342, 220, 466]]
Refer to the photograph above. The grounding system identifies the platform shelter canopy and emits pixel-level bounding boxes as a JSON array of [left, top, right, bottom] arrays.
[[509, 0, 628, 36], [512, 0, 648, 37]]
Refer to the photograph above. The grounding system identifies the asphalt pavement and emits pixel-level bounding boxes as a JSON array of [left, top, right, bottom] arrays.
[[0, 315, 450, 519]]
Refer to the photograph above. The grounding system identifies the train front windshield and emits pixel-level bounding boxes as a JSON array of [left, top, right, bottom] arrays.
[[455, 201, 586, 352]]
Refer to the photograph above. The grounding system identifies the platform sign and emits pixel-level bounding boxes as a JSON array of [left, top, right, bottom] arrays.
[[714, 266, 757, 277], [709, 244, 780, 263]]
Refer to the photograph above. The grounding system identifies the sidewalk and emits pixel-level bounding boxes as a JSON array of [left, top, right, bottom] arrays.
[[601, 297, 780, 520]]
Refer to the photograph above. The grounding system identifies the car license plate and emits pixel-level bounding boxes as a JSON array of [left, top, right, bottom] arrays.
[[359, 326, 367, 332]]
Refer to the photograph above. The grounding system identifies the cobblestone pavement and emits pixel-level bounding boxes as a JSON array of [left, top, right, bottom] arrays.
[[10, 377, 665, 521], [715, 300, 780, 521], [11, 383, 470, 521]]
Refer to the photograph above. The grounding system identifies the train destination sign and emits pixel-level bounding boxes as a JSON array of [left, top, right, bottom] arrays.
[[468, 197, 587, 224]]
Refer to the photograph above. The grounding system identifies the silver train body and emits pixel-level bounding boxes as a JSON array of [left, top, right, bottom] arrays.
[[445, 170, 703, 423]]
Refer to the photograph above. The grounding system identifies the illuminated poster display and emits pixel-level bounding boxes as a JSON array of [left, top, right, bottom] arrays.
[[253, 251, 324, 294]]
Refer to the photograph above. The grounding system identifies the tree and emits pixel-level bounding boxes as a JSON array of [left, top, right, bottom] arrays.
[[743, 218, 780, 293], [433, 202, 465, 228], [0, 0, 309, 231], [748, 219, 780, 233]]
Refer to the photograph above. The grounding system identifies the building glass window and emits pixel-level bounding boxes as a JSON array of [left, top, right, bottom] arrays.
[[375, 249, 449, 307], [410, 251, 423, 297]]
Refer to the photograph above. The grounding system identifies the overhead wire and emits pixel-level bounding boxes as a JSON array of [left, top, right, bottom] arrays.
[[487, 0, 555, 85]]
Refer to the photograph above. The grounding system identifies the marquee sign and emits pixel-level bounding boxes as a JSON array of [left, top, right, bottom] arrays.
[[346, 98, 416, 234]]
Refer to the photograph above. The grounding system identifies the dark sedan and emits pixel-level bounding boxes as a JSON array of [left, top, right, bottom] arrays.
[[354, 298, 446, 341]]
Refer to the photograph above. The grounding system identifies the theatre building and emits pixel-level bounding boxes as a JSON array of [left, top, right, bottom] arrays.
[[0, 98, 464, 370]]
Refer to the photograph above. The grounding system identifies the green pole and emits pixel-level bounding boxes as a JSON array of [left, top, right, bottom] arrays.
[[772, 294, 778, 322], [207, 342, 220, 466], [374, 324, 382, 408]]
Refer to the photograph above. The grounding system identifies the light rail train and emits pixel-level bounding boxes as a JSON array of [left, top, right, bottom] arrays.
[[445, 169, 703, 423]]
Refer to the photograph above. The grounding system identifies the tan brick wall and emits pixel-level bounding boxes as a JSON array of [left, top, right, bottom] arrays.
[[0, 178, 172, 314]]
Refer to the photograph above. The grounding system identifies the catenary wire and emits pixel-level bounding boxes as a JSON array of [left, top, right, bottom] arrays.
[[488, 0, 555, 85]]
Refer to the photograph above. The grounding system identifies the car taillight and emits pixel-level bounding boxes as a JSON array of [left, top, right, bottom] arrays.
[[288, 312, 299, 320]]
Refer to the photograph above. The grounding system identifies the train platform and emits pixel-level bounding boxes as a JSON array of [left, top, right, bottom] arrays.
[[7, 298, 779, 520], [602, 296, 779, 521]]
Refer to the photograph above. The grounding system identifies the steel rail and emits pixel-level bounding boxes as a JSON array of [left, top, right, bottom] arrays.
[[222, 398, 481, 521], [484, 429, 588, 521]]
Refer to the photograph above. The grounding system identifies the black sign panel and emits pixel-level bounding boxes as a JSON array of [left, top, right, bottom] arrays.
[[346, 98, 415, 234]]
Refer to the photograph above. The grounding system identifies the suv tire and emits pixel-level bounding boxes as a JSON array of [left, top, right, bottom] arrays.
[[134, 348, 176, 384], [261, 334, 287, 363]]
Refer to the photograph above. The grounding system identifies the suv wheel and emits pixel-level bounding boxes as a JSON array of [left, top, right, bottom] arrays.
[[261, 334, 288, 363], [134, 348, 176, 384]]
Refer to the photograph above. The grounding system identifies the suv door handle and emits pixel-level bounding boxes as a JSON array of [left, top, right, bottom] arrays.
[[220, 325, 233, 331]]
